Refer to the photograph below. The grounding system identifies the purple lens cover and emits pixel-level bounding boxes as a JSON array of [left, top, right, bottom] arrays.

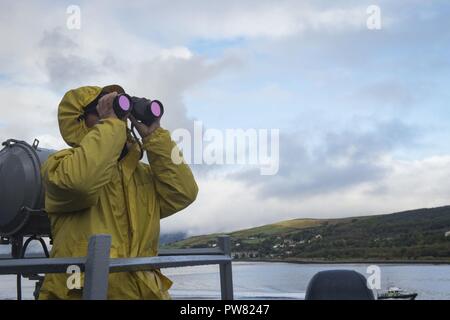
[[118, 95, 130, 111], [150, 101, 161, 117]]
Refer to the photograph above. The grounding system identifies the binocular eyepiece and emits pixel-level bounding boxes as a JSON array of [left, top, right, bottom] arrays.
[[111, 94, 164, 126], [112, 94, 133, 119]]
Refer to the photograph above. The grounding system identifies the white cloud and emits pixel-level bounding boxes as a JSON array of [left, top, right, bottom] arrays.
[[112, 1, 370, 40], [162, 155, 450, 236], [160, 47, 194, 60], [0, 85, 62, 146]]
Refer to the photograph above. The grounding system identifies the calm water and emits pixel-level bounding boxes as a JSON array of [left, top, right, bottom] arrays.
[[1, 262, 449, 300]]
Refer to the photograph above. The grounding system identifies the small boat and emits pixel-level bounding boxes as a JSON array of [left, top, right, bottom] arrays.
[[377, 287, 418, 300]]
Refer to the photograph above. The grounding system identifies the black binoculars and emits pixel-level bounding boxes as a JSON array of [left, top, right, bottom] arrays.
[[112, 94, 164, 126]]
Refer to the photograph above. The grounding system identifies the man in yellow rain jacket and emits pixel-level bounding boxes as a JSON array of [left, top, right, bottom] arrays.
[[38, 85, 198, 299]]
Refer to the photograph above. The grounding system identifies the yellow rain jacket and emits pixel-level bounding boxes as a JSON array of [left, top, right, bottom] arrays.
[[38, 85, 198, 299]]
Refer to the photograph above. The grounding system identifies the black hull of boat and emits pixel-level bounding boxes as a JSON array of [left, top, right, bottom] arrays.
[[378, 293, 418, 300]]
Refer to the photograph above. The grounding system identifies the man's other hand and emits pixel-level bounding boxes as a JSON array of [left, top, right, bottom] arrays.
[[129, 115, 161, 138]]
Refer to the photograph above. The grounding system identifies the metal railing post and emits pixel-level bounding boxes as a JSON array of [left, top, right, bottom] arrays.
[[218, 236, 234, 300], [82, 234, 111, 300]]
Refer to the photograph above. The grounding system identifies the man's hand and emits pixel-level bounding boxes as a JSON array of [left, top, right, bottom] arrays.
[[129, 115, 161, 138], [97, 92, 118, 119]]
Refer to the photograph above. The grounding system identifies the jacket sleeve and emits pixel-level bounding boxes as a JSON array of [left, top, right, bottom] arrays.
[[42, 118, 127, 213], [142, 128, 198, 219]]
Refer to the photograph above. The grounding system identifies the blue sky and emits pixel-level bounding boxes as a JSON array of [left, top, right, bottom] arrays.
[[182, 4, 450, 159], [1, 0, 450, 235]]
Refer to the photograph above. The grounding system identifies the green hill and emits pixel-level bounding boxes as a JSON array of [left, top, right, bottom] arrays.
[[162, 206, 450, 262]]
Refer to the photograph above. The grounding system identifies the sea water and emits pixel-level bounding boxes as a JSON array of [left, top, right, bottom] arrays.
[[1, 262, 449, 300]]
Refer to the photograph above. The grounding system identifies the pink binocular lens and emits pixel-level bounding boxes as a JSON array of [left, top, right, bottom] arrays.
[[150, 101, 161, 117], [118, 95, 131, 111]]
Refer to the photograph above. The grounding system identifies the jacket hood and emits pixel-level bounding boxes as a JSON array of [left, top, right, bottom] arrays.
[[58, 85, 124, 147]]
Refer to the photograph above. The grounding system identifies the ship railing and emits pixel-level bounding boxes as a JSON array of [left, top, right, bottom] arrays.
[[0, 234, 234, 300]]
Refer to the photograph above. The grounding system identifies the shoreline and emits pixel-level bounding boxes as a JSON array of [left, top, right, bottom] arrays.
[[2, 254, 449, 265], [236, 258, 450, 265]]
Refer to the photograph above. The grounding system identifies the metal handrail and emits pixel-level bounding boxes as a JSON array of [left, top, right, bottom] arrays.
[[159, 247, 225, 256], [0, 235, 234, 300]]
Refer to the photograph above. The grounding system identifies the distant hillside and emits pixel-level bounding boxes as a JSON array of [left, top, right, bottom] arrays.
[[159, 232, 187, 245], [162, 206, 450, 262]]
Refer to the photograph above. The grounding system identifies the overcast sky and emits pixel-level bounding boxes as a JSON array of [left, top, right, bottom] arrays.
[[1, 0, 450, 237]]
